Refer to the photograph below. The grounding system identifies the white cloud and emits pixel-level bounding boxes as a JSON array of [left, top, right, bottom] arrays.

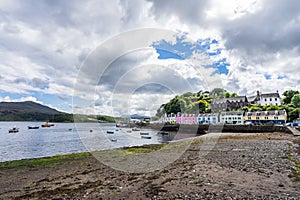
[[0, 0, 299, 115]]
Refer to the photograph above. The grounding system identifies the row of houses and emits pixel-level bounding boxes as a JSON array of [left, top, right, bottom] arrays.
[[161, 110, 287, 125]]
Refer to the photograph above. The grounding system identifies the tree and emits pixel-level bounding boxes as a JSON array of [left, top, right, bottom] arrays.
[[210, 88, 227, 99], [231, 93, 238, 97], [282, 90, 299, 104], [266, 104, 280, 111], [249, 106, 262, 112], [288, 108, 300, 122], [291, 94, 300, 107]]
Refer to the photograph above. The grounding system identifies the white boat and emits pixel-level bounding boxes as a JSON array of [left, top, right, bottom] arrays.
[[132, 127, 140, 131]]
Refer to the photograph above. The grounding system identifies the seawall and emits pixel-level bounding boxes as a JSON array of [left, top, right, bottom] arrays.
[[150, 124, 292, 134]]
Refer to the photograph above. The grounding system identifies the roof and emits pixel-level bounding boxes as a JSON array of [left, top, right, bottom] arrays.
[[212, 96, 248, 104], [260, 93, 280, 98], [245, 110, 285, 116], [220, 111, 244, 115], [247, 95, 258, 102]]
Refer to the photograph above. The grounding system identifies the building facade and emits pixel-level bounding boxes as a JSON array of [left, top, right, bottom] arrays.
[[220, 111, 244, 124], [197, 113, 219, 124], [248, 91, 281, 106], [211, 96, 249, 112], [244, 110, 286, 124]]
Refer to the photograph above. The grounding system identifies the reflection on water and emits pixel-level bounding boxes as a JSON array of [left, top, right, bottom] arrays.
[[0, 122, 198, 162]]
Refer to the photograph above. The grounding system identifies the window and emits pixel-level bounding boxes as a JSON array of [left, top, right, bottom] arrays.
[[270, 98, 272, 101], [275, 98, 277, 101], [256, 117, 259, 120], [265, 117, 268, 120], [248, 117, 251, 120], [265, 98, 267, 101]]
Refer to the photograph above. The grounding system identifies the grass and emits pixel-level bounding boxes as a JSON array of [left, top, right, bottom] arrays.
[[121, 144, 165, 155], [0, 152, 91, 169], [287, 143, 300, 181]]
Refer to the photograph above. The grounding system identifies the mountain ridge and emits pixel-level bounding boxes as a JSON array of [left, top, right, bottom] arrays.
[[0, 101, 64, 121]]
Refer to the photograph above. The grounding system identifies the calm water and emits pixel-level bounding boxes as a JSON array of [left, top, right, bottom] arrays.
[[0, 122, 180, 162]]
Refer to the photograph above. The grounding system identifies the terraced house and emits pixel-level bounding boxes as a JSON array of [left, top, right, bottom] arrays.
[[220, 111, 244, 124], [211, 96, 249, 112], [197, 113, 219, 124], [244, 110, 287, 124]]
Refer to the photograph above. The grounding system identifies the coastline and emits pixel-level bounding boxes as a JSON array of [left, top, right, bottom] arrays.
[[0, 131, 299, 199]]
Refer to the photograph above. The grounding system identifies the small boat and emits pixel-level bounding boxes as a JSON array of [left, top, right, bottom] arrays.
[[116, 123, 129, 128], [28, 125, 39, 129], [141, 136, 151, 139], [107, 130, 114, 134], [9, 127, 19, 133], [110, 139, 117, 142], [41, 122, 54, 127], [132, 127, 140, 131], [158, 131, 169, 135], [127, 130, 132, 133], [140, 132, 149, 135]]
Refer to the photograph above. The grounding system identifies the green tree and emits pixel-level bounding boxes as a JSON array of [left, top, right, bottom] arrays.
[[249, 106, 262, 112], [291, 94, 300, 107], [266, 104, 280, 111], [282, 90, 299, 104], [210, 88, 227, 99], [289, 108, 300, 122]]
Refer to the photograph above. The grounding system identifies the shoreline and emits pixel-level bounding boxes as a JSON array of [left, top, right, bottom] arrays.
[[0, 131, 294, 165], [0, 132, 299, 199]]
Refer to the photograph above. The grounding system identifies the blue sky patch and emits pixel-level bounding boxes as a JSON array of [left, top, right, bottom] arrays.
[[264, 74, 272, 80], [152, 35, 229, 75], [278, 75, 288, 79]]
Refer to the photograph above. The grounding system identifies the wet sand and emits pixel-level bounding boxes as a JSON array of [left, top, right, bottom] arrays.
[[0, 132, 299, 199]]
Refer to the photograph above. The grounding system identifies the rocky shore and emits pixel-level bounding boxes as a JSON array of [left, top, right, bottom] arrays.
[[0, 132, 299, 199]]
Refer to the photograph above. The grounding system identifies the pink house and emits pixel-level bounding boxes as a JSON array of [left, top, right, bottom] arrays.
[[176, 113, 182, 124], [178, 113, 197, 124]]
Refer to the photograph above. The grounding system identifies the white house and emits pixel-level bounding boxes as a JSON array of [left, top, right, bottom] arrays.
[[197, 113, 219, 124], [248, 91, 281, 106], [220, 111, 244, 124]]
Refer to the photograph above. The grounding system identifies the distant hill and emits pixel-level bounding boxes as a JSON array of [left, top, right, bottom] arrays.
[[0, 101, 63, 121]]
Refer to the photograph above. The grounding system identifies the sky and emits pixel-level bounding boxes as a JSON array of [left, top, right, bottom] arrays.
[[0, 0, 300, 117]]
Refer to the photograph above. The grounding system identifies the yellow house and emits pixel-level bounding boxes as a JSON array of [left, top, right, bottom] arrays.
[[244, 110, 287, 124]]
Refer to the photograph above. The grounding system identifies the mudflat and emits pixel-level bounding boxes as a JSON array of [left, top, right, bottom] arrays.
[[0, 132, 299, 199]]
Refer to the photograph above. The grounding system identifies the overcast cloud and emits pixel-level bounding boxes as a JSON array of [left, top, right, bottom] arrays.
[[0, 0, 299, 116]]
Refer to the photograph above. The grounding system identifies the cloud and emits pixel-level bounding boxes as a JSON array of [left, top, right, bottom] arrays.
[[0, 0, 299, 115]]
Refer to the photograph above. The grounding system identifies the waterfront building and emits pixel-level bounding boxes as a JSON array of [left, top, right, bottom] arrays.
[[166, 113, 176, 124], [248, 91, 281, 106], [244, 110, 287, 124], [220, 111, 244, 124], [177, 113, 197, 124], [211, 96, 249, 112], [197, 113, 219, 124]]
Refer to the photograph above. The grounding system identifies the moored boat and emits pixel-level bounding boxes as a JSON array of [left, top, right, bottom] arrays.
[[28, 125, 39, 129], [41, 122, 54, 127], [107, 130, 114, 134], [9, 127, 19, 133], [141, 135, 151, 139], [140, 132, 149, 135], [132, 127, 140, 131]]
